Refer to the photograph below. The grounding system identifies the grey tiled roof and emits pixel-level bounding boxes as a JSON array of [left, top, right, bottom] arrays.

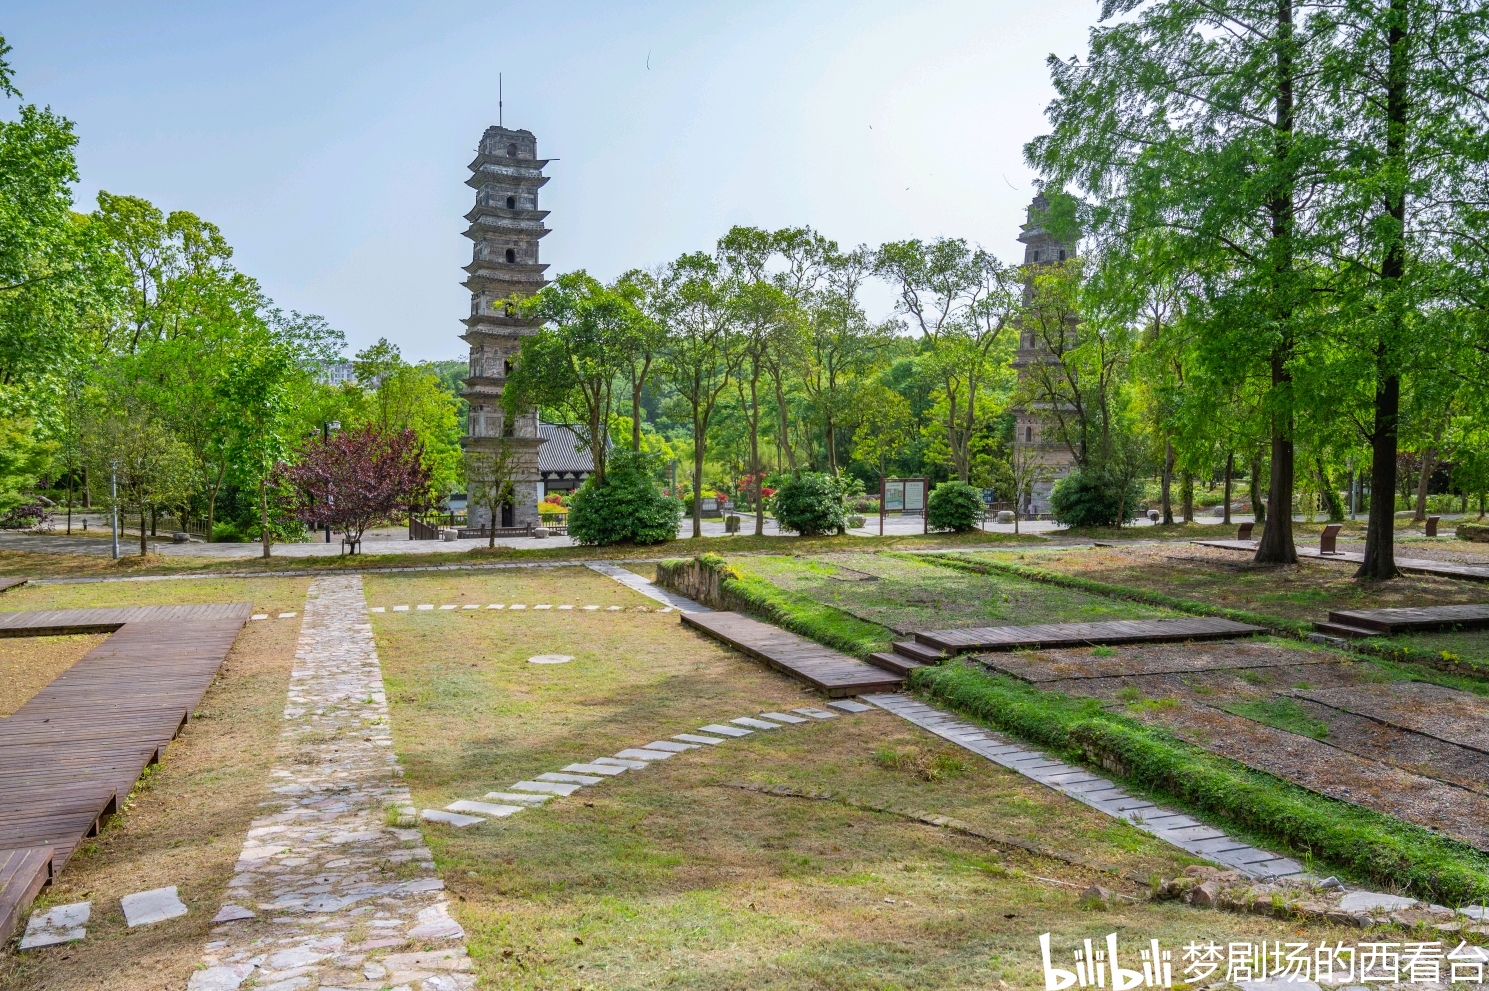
[[537, 423, 596, 474]]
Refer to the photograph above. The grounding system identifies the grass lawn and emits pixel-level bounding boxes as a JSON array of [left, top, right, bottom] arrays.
[[962, 544, 1489, 624], [368, 566, 1312, 990], [0, 576, 309, 991], [733, 552, 1169, 635]]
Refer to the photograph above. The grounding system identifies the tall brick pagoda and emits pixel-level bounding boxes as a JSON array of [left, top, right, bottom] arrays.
[[460, 125, 550, 528]]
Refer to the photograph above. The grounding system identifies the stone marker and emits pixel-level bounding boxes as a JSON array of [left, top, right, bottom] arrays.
[[673, 733, 726, 745], [210, 904, 256, 922], [511, 780, 582, 795], [20, 901, 90, 949], [527, 653, 574, 664], [827, 699, 873, 713], [793, 707, 836, 719], [731, 717, 783, 730], [417, 604, 434, 610], [759, 711, 808, 724], [485, 791, 550, 804], [251, 614, 267, 620], [421, 809, 485, 827], [122, 886, 188, 927], [563, 763, 626, 776], [447, 800, 525, 818], [369, 606, 386, 612], [642, 741, 697, 752], [462, 604, 479, 610], [614, 748, 672, 761], [558, 604, 574, 610], [277, 612, 297, 619], [534, 604, 552, 610], [510, 604, 527, 609], [538, 772, 603, 785], [393, 605, 409, 611], [439, 604, 457, 610], [594, 757, 650, 769], [487, 603, 504, 608], [699, 723, 752, 737]]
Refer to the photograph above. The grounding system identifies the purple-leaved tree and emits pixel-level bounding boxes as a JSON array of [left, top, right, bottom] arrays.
[[276, 427, 432, 553]]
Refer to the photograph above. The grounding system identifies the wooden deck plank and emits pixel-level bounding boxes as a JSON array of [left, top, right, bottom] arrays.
[[0, 602, 250, 927], [0, 846, 53, 947], [681, 611, 903, 697], [1328, 603, 1489, 634], [913, 616, 1262, 654]]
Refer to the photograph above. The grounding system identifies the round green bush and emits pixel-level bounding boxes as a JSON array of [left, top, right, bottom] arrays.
[[927, 480, 984, 532], [1049, 469, 1144, 528], [568, 450, 682, 545], [770, 471, 847, 536]]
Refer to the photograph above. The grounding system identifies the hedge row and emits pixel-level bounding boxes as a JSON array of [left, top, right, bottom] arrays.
[[912, 662, 1489, 905]]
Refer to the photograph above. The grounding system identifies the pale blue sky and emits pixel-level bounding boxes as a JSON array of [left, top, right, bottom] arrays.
[[7, 1, 1098, 361]]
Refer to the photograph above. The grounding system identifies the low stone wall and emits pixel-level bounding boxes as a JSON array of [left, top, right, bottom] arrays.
[[655, 555, 741, 611], [1458, 522, 1489, 543]]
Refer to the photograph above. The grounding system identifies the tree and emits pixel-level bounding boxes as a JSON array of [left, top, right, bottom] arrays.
[[465, 443, 517, 547], [659, 252, 737, 538], [567, 449, 681, 546], [277, 427, 431, 553], [87, 407, 195, 555], [350, 338, 463, 500], [1028, 0, 1332, 564]]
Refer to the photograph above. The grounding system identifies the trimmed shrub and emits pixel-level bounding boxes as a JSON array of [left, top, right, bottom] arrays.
[[926, 480, 983, 532], [1049, 469, 1143, 527], [567, 449, 682, 545], [770, 472, 847, 536]]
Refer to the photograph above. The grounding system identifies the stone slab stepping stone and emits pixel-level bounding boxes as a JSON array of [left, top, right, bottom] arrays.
[[614, 748, 672, 761], [488, 603, 505, 608], [122, 886, 188, 927], [251, 614, 267, 620], [564, 763, 627, 776], [422, 809, 485, 827], [369, 606, 386, 612], [539, 772, 603, 785], [510, 604, 527, 609], [828, 699, 873, 713], [643, 740, 698, 752], [278, 612, 297, 619], [447, 800, 525, 818], [793, 707, 836, 719], [674, 733, 726, 745], [699, 723, 752, 737], [584, 605, 600, 610], [528, 653, 574, 664], [211, 904, 256, 922], [20, 901, 90, 949], [606, 605, 622, 611], [759, 711, 808, 724], [417, 604, 434, 610], [1339, 891, 1417, 913], [534, 604, 551, 610], [486, 791, 550, 804], [393, 605, 409, 611], [731, 717, 783, 730], [439, 604, 457, 610], [462, 604, 479, 610], [594, 757, 650, 768], [558, 604, 574, 610], [511, 780, 582, 795]]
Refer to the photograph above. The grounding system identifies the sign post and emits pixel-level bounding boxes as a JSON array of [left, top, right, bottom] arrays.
[[881, 477, 929, 535]]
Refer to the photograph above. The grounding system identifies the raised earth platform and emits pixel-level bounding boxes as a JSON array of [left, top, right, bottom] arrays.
[[681, 610, 904, 697], [0, 602, 252, 945], [1196, 539, 1489, 583], [1317, 603, 1489, 639], [912, 617, 1262, 654]]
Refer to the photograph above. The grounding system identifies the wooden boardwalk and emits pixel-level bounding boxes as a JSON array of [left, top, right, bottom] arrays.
[[0, 577, 26, 595], [915, 617, 1262, 655], [0, 603, 252, 944], [1196, 539, 1489, 583], [1321, 604, 1489, 638], [682, 611, 904, 697]]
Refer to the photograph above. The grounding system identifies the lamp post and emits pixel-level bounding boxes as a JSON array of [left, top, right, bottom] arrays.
[[322, 420, 340, 542], [109, 461, 119, 560]]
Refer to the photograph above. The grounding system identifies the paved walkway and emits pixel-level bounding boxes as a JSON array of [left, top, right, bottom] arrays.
[[863, 693, 1306, 880], [188, 575, 471, 991]]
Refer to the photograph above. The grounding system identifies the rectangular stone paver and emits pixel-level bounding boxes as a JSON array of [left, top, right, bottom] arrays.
[[538, 772, 603, 785], [731, 717, 783, 730], [122, 886, 187, 927], [511, 780, 582, 795], [827, 700, 873, 713], [422, 809, 485, 827], [446, 800, 525, 818], [20, 901, 89, 949], [699, 724, 752, 737], [486, 791, 550, 804], [759, 712, 809, 724], [563, 763, 627, 776], [594, 757, 650, 769], [793, 707, 837, 719], [674, 733, 726, 745], [614, 748, 672, 761], [643, 741, 697, 752]]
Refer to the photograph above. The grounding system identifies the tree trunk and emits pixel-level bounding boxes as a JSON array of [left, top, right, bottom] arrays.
[[1161, 438, 1174, 525], [1255, 357, 1298, 564], [1413, 446, 1435, 522], [1222, 453, 1234, 525], [1319, 457, 1344, 522], [773, 376, 796, 470], [1251, 454, 1266, 526], [632, 379, 644, 451], [139, 508, 147, 556], [1181, 471, 1194, 523], [692, 421, 705, 539], [825, 416, 838, 475], [260, 479, 273, 559], [83, 465, 90, 509], [1357, 0, 1408, 579]]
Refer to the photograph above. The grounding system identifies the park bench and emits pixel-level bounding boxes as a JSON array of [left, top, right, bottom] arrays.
[[1426, 515, 1441, 537], [1237, 522, 1254, 540], [1319, 523, 1342, 554]]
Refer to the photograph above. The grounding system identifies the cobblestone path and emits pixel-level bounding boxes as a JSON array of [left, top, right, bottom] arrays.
[[188, 575, 471, 991]]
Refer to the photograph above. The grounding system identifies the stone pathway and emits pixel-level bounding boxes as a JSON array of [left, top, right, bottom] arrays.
[[862, 692, 1307, 880], [188, 575, 471, 991]]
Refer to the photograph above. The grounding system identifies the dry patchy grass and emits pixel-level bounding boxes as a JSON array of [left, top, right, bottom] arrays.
[[0, 577, 308, 990], [0, 633, 106, 716], [370, 567, 1313, 990]]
